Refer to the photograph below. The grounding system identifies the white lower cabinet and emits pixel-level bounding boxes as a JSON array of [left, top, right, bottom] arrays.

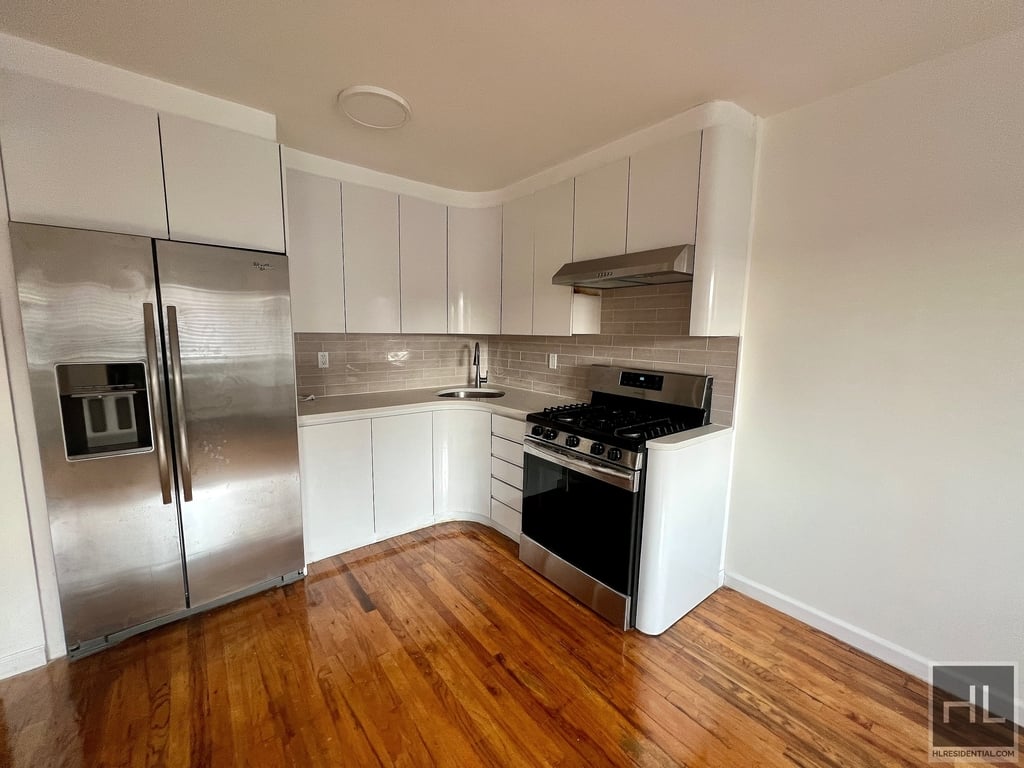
[[299, 407, 525, 564], [433, 410, 491, 519], [298, 420, 374, 564], [371, 412, 434, 538]]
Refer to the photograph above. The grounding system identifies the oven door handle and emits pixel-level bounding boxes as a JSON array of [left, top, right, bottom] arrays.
[[524, 439, 640, 493]]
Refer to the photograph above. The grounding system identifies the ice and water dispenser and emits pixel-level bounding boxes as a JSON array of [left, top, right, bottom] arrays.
[[56, 363, 153, 460]]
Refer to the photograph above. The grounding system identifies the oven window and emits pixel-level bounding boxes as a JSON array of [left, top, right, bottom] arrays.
[[522, 452, 641, 594]]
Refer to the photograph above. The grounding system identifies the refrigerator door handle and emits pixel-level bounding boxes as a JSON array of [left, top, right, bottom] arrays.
[[166, 305, 194, 502], [143, 303, 173, 505]]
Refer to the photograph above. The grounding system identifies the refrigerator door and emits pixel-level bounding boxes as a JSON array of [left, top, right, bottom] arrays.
[[155, 241, 303, 607], [10, 223, 186, 649]]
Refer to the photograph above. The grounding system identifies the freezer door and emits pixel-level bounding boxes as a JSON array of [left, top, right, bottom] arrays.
[[9, 223, 186, 649], [155, 240, 303, 607]]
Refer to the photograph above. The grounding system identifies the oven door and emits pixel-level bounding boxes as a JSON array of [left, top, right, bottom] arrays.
[[520, 438, 643, 628]]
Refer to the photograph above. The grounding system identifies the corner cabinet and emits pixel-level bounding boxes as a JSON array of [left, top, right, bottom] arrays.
[[159, 113, 285, 252], [433, 411, 491, 520], [448, 206, 502, 334], [0, 71, 168, 238]]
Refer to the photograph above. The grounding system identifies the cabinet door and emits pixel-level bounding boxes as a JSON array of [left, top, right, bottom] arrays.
[[448, 206, 501, 334], [690, 123, 756, 337], [343, 183, 401, 333], [626, 132, 702, 252], [0, 72, 167, 238], [433, 410, 490, 519], [400, 196, 448, 333], [500, 196, 534, 335], [573, 158, 628, 261], [285, 170, 345, 332], [160, 113, 284, 252], [532, 179, 575, 336], [372, 412, 434, 537], [298, 420, 374, 564]]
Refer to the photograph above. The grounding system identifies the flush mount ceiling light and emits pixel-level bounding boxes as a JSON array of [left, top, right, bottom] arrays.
[[337, 85, 411, 129]]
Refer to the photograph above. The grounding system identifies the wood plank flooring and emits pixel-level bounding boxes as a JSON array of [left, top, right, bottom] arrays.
[[0, 522, 943, 766]]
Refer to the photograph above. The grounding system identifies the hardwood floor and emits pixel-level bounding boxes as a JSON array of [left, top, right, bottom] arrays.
[[0, 522, 941, 767]]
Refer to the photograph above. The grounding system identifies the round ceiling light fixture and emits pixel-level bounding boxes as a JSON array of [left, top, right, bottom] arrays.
[[337, 85, 411, 130]]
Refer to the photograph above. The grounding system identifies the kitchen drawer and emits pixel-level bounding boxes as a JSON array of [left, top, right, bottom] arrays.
[[491, 435, 524, 467], [490, 497, 522, 537], [490, 456, 523, 490], [491, 414, 525, 444], [491, 477, 522, 513]]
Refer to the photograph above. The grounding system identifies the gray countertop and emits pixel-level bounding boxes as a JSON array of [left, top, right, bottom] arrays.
[[297, 385, 579, 426]]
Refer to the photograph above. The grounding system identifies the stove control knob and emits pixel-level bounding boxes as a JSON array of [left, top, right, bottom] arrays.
[[543, 428, 558, 440], [565, 435, 580, 448], [590, 442, 605, 456], [531, 425, 545, 437], [607, 448, 622, 461]]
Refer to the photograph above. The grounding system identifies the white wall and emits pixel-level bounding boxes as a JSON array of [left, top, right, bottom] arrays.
[[728, 28, 1024, 715], [0, 296, 46, 677]]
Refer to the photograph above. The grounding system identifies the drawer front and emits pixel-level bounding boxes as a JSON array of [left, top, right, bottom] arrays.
[[490, 497, 522, 537], [490, 456, 523, 489], [491, 414, 525, 444], [491, 435, 524, 467], [491, 477, 522, 512]]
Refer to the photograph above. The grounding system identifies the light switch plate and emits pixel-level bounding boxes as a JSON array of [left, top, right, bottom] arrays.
[[548, 353, 557, 369], [317, 351, 329, 369]]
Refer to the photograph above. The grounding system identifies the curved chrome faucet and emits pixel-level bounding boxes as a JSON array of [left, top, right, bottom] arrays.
[[472, 342, 488, 389]]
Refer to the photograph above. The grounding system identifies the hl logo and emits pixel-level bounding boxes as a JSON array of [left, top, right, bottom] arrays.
[[943, 684, 1007, 725], [930, 663, 1018, 764]]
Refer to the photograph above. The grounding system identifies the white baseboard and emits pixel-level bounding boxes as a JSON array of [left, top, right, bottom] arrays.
[[725, 573, 1023, 723], [723, 572, 931, 681], [0, 644, 46, 680]]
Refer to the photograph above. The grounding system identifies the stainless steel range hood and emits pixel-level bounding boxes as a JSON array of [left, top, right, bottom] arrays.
[[551, 244, 695, 289]]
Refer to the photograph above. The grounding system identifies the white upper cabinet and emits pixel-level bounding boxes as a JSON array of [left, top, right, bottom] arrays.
[[284, 170, 345, 333], [532, 179, 576, 336], [690, 123, 757, 337], [573, 158, 628, 261], [399, 196, 448, 334], [626, 131, 702, 252], [0, 72, 168, 238], [342, 183, 401, 333], [500, 196, 534, 335], [448, 206, 501, 335], [160, 113, 285, 252]]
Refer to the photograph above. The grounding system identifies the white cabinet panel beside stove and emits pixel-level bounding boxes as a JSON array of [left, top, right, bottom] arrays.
[[433, 410, 491, 520], [634, 425, 733, 635]]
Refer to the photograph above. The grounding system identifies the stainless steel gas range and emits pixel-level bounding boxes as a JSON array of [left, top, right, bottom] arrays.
[[520, 365, 713, 629]]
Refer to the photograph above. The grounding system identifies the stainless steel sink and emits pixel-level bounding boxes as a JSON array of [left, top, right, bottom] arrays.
[[436, 387, 506, 399]]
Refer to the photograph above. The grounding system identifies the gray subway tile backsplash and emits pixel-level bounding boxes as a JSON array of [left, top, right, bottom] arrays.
[[293, 283, 740, 425]]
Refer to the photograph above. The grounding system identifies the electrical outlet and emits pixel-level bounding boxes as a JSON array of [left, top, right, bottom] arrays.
[[548, 353, 558, 369], [317, 351, 329, 369]]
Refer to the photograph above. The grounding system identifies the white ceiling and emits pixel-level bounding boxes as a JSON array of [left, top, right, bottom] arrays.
[[2, 1, 1022, 191]]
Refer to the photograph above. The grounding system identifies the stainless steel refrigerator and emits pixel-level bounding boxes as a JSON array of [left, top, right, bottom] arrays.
[[10, 222, 303, 655]]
